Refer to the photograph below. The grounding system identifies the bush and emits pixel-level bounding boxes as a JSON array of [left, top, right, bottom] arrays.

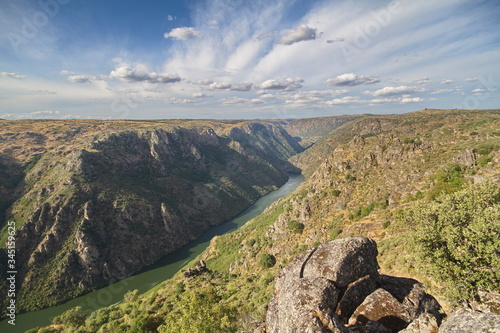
[[158, 287, 237, 333], [247, 239, 256, 247], [330, 226, 342, 239], [332, 189, 341, 197], [52, 306, 88, 328], [408, 180, 500, 304], [258, 254, 276, 268], [477, 154, 493, 167], [287, 220, 304, 234]]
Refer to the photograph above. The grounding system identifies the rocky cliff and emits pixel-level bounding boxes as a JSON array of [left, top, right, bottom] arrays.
[[0, 120, 303, 312]]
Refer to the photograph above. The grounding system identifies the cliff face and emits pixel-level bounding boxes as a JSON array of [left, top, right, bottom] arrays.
[[0, 120, 303, 312]]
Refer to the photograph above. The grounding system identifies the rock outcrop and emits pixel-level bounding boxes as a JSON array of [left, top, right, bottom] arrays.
[[438, 308, 500, 333], [264, 237, 444, 333]]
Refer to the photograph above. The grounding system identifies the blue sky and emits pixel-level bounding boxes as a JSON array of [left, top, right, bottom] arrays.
[[0, 0, 499, 120]]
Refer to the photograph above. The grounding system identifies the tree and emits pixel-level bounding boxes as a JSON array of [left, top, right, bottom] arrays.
[[258, 253, 276, 268], [408, 180, 500, 304], [158, 287, 237, 333]]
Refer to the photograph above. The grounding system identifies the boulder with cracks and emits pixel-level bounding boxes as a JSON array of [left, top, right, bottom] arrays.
[[263, 237, 444, 333]]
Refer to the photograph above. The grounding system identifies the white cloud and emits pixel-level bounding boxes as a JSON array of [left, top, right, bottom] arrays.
[[33, 89, 57, 94], [164, 27, 202, 40], [401, 96, 423, 103], [464, 77, 479, 82], [440, 79, 454, 84], [292, 90, 349, 99], [259, 93, 275, 99], [110, 66, 181, 84], [363, 86, 425, 97], [192, 92, 213, 98], [278, 25, 318, 45], [326, 96, 363, 105], [1, 72, 26, 79], [194, 79, 215, 85], [67, 75, 91, 83], [166, 98, 195, 104], [431, 88, 453, 94], [31, 110, 60, 115], [411, 78, 432, 85], [325, 73, 379, 86], [255, 78, 303, 91], [167, 15, 176, 21], [220, 97, 264, 105], [208, 81, 253, 91]]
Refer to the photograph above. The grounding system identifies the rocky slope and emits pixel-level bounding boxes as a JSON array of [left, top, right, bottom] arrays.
[[279, 115, 364, 148], [0, 120, 303, 313]]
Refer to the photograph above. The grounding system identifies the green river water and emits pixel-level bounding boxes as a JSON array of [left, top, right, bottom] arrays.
[[1, 174, 304, 332]]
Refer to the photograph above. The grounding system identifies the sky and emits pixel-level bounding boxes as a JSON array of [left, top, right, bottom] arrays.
[[0, 0, 499, 120]]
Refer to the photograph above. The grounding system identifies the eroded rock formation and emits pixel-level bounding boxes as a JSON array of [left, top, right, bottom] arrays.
[[263, 237, 444, 333]]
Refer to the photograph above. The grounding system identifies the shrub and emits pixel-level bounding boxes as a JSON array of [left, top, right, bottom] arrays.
[[330, 226, 342, 239], [346, 174, 357, 182], [383, 221, 391, 229], [332, 189, 341, 197], [52, 306, 88, 328], [477, 154, 493, 167], [408, 181, 500, 305], [258, 254, 276, 268], [158, 287, 237, 333], [247, 239, 256, 247], [287, 220, 304, 234]]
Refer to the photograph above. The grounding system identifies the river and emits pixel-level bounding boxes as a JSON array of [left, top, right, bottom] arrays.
[[0, 174, 304, 333]]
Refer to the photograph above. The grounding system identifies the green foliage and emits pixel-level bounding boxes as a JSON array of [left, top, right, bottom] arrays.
[[124, 289, 139, 303], [158, 287, 237, 333], [428, 163, 466, 200], [350, 201, 387, 220], [287, 220, 304, 234], [332, 189, 341, 197], [402, 137, 414, 144], [52, 306, 88, 328], [247, 238, 256, 247], [85, 307, 111, 331], [409, 181, 500, 305], [477, 154, 493, 167], [258, 253, 276, 268], [329, 226, 342, 239], [383, 221, 391, 229], [474, 142, 500, 155], [345, 174, 357, 182]]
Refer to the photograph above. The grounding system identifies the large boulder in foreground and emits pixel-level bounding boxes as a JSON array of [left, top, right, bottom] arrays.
[[264, 237, 444, 333]]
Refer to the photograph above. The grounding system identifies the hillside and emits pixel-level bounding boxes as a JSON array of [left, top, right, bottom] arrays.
[[278, 115, 364, 148], [9, 110, 500, 332], [0, 119, 303, 313]]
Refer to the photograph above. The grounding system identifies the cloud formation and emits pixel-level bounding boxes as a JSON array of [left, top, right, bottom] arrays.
[[363, 86, 425, 97], [164, 27, 202, 40], [208, 82, 253, 91], [325, 73, 379, 86], [278, 25, 318, 45], [67, 75, 91, 83], [255, 78, 303, 91], [220, 97, 264, 105], [1, 72, 26, 79], [110, 66, 181, 84]]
